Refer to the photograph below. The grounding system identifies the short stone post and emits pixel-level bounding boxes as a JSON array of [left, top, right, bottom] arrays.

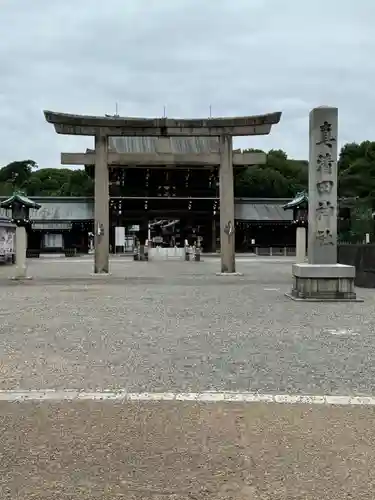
[[287, 106, 360, 301], [296, 227, 306, 263], [15, 226, 27, 278]]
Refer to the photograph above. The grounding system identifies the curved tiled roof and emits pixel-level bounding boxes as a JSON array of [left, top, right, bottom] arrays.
[[282, 192, 308, 210]]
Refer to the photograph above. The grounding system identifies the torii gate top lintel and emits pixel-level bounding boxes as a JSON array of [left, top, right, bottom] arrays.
[[43, 110, 282, 137]]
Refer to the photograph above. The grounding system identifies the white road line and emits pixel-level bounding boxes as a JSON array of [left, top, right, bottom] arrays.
[[0, 390, 374, 406], [32, 258, 295, 264], [30, 259, 132, 264], [206, 258, 295, 263], [324, 328, 360, 337]]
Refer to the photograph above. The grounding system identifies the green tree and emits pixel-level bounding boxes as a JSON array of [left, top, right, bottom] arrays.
[[0, 160, 36, 187], [338, 142, 370, 173], [21, 168, 94, 196], [235, 165, 292, 198], [266, 149, 308, 193], [0, 182, 15, 196], [235, 149, 307, 197], [24, 168, 69, 196], [64, 169, 94, 196], [338, 141, 375, 204]]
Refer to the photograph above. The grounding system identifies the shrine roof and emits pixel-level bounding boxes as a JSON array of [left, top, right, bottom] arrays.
[[236, 202, 293, 222], [0, 192, 41, 210], [282, 191, 308, 210]]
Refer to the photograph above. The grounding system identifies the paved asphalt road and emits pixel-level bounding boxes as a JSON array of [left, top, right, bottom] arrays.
[[0, 257, 374, 499]]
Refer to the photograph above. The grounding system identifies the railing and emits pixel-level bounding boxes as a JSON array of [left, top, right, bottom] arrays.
[[338, 243, 375, 287], [254, 246, 296, 257], [148, 247, 186, 261]]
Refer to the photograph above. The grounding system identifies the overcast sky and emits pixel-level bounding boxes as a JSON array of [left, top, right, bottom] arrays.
[[0, 0, 374, 168]]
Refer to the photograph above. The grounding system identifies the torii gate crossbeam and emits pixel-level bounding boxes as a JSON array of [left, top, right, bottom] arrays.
[[61, 151, 266, 168]]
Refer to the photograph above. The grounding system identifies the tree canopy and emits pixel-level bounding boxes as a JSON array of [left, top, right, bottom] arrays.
[[0, 162, 94, 197], [235, 141, 375, 204], [234, 149, 308, 198], [338, 141, 375, 202], [0, 141, 374, 203]]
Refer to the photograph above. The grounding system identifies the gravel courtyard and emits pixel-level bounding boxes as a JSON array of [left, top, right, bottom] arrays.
[[1, 256, 375, 499], [0, 256, 374, 395]]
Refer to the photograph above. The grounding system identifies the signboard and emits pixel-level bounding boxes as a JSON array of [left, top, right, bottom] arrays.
[[0, 227, 14, 256], [129, 225, 140, 232], [115, 226, 125, 247]]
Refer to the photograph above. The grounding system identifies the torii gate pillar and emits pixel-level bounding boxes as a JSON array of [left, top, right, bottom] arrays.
[[219, 135, 235, 273], [94, 132, 110, 274]]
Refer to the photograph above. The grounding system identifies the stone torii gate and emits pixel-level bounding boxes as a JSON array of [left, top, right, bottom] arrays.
[[44, 111, 282, 274]]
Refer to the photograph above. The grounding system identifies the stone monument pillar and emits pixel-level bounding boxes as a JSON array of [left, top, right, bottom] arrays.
[[287, 106, 359, 301], [307, 107, 338, 264], [217, 135, 237, 274], [94, 132, 110, 274]]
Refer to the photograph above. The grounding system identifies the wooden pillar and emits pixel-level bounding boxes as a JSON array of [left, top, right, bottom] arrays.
[[211, 218, 217, 253], [139, 218, 148, 245]]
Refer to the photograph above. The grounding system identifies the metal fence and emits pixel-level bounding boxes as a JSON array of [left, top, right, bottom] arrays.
[[254, 246, 296, 257]]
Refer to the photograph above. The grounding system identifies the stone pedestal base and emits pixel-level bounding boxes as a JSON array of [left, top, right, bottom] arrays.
[[286, 264, 362, 302]]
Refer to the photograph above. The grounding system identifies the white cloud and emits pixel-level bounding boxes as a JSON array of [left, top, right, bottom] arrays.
[[0, 0, 374, 167]]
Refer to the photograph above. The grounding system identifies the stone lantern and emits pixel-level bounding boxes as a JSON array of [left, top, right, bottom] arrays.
[[0, 192, 41, 279], [283, 191, 308, 263]]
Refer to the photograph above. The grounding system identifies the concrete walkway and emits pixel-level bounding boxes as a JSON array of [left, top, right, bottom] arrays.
[[1, 401, 374, 499]]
